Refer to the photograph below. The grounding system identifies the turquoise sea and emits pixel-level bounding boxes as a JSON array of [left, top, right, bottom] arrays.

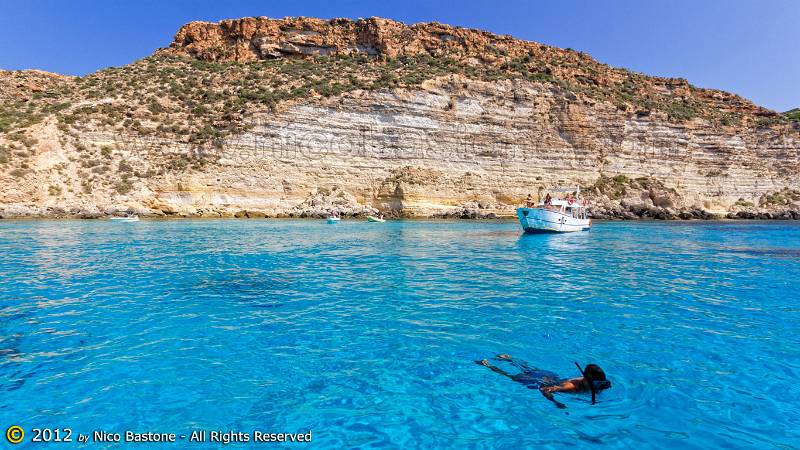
[[1, 219, 799, 449]]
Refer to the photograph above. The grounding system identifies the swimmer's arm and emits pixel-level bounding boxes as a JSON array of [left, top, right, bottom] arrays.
[[555, 379, 585, 393], [539, 379, 584, 408], [539, 386, 567, 409]]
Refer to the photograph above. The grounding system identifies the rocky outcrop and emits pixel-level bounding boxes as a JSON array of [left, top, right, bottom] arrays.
[[163, 16, 540, 62], [160, 16, 779, 126], [1, 17, 799, 219]]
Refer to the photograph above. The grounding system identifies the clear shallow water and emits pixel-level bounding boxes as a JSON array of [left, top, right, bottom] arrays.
[[1, 219, 799, 449]]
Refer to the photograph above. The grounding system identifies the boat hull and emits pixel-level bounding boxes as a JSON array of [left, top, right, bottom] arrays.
[[327, 218, 341, 224], [367, 216, 385, 223], [517, 208, 591, 233]]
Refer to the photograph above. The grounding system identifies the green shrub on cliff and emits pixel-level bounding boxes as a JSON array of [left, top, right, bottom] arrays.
[[0, 116, 12, 133], [760, 189, 800, 206], [118, 160, 133, 173], [0, 103, 44, 132], [666, 100, 697, 121], [612, 175, 629, 184], [114, 180, 133, 194], [589, 175, 627, 199], [785, 108, 800, 121], [588, 174, 678, 201]]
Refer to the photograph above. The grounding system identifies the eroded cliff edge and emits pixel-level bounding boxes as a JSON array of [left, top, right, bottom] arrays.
[[1, 16, 798, 219]]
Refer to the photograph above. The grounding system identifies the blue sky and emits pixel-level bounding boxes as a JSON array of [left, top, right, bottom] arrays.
[[0, 0, 797, 111]]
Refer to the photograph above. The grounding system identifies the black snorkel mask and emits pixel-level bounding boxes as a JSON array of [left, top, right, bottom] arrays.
[[574, 362, 611, 405]]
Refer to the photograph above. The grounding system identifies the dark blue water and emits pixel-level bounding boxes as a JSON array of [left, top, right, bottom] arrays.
[[1, 220, 799, 449]]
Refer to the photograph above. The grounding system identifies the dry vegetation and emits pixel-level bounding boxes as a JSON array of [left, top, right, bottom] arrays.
[[0, 43, 793, 195], [3, 50, 791, 148]]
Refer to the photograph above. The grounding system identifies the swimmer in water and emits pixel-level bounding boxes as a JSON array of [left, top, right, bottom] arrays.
[[476, 354, 611, 409]]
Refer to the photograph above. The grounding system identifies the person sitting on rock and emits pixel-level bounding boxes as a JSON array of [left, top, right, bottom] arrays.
[[476, 355, 611, 409]]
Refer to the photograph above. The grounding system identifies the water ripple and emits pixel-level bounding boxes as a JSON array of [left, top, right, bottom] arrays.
[[0, 219, 799, 448]]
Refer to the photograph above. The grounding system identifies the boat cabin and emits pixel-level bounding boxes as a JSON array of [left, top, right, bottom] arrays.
[[540, 199, 588, 219], [526, 187, 588, 220]]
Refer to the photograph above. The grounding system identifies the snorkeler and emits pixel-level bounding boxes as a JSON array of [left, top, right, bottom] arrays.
[[476, 355, 611, 409]]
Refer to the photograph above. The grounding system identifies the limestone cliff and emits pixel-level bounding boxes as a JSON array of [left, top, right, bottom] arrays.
[[1, 16, 798, 219]]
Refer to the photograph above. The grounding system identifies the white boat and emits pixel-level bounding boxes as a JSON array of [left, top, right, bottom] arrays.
[[109, 215, 139, 222], [517, 188, 591, 233], [367, 216, 386, 223], [327, 216, 341, 224]]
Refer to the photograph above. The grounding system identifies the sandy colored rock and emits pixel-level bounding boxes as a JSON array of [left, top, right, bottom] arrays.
[[0, 16, 798, 219]]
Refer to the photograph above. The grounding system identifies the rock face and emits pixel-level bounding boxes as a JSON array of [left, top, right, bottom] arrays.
[[1, 16, 799, 219], [165, 16, 544, 61], [161, 17, 777, 123]]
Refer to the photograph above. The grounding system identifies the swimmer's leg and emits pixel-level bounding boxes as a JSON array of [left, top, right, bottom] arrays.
[[495, 354, 538, 373], [475, 359, 514, 378]]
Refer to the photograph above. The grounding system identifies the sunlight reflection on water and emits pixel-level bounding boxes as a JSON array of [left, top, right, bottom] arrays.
[[0, 219, 799, 448]]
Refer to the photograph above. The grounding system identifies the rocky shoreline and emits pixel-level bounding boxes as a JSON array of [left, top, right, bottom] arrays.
[[591, 208, 800, 221], [2, 204, 799, 221]]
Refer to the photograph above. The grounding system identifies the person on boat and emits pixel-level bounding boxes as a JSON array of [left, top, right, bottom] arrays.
[[476, 355, 611, 409], [543, 193, 552, 207], [525, 194, 536, 208], [379, 214, 384, 220]]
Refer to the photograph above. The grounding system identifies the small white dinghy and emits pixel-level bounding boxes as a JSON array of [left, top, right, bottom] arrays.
[[327, 216, 341, 224], [517, 188, 591, 233], [367, 215, 386, 223], [110, 215, 140, 222]]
